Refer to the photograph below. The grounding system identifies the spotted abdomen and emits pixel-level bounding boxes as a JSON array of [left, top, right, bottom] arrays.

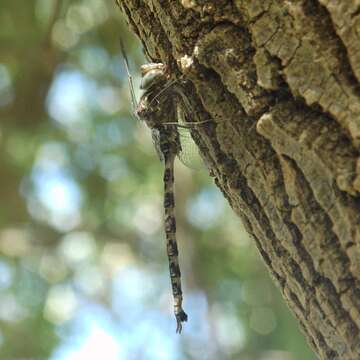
[[163, 151, 188, 333]]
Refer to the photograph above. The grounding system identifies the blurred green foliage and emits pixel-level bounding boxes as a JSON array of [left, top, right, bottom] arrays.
[[0, 0, 316, 359]]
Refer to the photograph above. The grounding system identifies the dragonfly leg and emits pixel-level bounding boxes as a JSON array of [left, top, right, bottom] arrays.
[[162, 119, 212, 128]]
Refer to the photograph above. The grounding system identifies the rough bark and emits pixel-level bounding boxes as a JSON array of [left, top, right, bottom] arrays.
[[116, 1, 360, 359]]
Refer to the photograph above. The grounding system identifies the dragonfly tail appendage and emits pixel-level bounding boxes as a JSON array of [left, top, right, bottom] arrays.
[[163, 153, 188, 333], [175, 298, 188, 334]]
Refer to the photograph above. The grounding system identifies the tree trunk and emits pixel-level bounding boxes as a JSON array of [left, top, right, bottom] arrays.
[[116, 1, 360, 358]]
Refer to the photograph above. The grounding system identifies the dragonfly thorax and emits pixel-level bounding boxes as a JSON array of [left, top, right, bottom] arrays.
[[136, 62, 173, 129]]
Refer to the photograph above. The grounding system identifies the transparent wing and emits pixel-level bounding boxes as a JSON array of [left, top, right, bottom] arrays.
[[177, 129, 204, 170], [119, 38, 138, 113], [176, 104, 205, 170]]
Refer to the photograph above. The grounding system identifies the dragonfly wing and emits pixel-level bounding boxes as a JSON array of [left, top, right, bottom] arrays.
[[175, 104, 205, 170], [177, 128, 205, 169]]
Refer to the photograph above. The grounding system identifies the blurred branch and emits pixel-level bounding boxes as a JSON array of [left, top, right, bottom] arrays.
[[43, 0, 64, 47], [0, 0, 65, 127]]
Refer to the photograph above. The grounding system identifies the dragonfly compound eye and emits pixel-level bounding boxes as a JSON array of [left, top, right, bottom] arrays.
[[140, 68, 167, 90]]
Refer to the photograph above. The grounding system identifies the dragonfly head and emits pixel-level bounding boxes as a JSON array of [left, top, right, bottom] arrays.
[[140, 63, 168, 90]]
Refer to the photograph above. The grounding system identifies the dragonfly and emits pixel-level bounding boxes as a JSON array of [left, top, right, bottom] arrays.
[[120, 40, 208, 333]]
